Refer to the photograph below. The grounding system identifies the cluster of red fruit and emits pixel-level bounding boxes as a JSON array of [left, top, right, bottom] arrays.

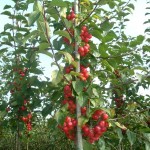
[[113, 70, 124, 109], [114, 96, 124, 108], [65, 64, 90, 81], [78, 26, 92, 57], [19, 68, 28, 77], [18, 99, 32, 131], [63, 8, 75, 45], [13, 67, 28, 77], [10, 68, 28, 94], [66, 7, 75, 21], [59, 116, 77, 140], [78, 43, 90, 57], [21, 112, 32, 131], [58, 109, 109, 143], [62, 84, 76, 114], [80, 26, 92, 43], [65, 65, 74, 74], [82, 109, 109, 143], [9, 67, 33, 133], [80, 65, 89, 81]]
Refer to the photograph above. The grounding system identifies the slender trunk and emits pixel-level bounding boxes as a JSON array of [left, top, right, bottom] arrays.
[[74, 0, 83, 150], [27, 139, 29, 150], [15, 120, 21, 150]]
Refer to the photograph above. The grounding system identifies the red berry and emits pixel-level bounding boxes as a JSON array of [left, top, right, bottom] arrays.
[[65, 116, 72, 123], [92, 114, 99, 120], [83, 72, 89, 79], [84, 37, 89, 43], [98, 121, 106, 128], [63, 126, 69, 133], [94, 125, 101, 134], [22, 117, 28, 123], [78, 46, 84, 53], [102, 113, 109, 120], [87, 34, 92, 39], [67, 121, 73, 129], [82, 26, 87, 31], [27, 113, 32, 119], [81, 107, 87, 115]]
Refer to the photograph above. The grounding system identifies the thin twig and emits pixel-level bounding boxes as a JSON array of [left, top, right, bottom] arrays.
[[79, 0, 102, 25], [42, 2, 61, 71], [96, 51, 134, 59], [109, 108, 149, 121]]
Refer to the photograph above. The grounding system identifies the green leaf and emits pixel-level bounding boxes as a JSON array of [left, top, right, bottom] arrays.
[[134, 54, 143, 64], [126, 130, 136, 146], [33, 1, 43, 12], [101, 21, 114, 31], [143, 133, 150, 150], [63, 19, 73, 28], [116, 128, 123, 143], [28, 11, 41, 26], [37, 50, 53, 58], [3, 5, 11, 9], [103, 31, 117, 42], [70, 71, 80, 77], [109, 1, 116, 9], [90, 29, 102, 40], [54, 30, 71, 43], [99, 43, 109, 57], [98, 138, 105, 150], [115, 122, 127, 130], [51, 70, 63, 85], [130, 35, 144, 47], [53, 38, 62, 50], [78, 116, 89, 127], [77, 93, 84, 106], [22, 30, 38, 45], [137, 35, 145, 44], [58, 51, 73, 64], [1, 11, 12, 16], [60, 7, 67, 18], [4, 23, 13, 31], [37, 21, 48, 42], [39, 42, 50, 51], [55, 110, 67, 124], [51, 0, 67, 7], [92, 88, 99, 97], [42, 105, 52, 117], [83, 139, 93, 150], [102, 60, 114, 72], [72, 80, 84, 95]]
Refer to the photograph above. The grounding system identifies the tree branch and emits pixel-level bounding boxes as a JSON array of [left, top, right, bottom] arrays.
[[79, 0, 102, 25], [96, 51, 134, 59], [109, 108, 149, 121], [42, 2, 61, 72]]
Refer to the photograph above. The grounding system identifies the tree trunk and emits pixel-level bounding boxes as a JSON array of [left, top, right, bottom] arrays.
[[74, 0, 83, 150]]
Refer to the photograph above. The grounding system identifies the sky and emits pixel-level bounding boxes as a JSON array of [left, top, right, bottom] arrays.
[[0, 0, 149, 95]]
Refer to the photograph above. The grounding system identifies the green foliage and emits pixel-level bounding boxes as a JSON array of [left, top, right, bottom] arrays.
[[0, 0, 149, 149]]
